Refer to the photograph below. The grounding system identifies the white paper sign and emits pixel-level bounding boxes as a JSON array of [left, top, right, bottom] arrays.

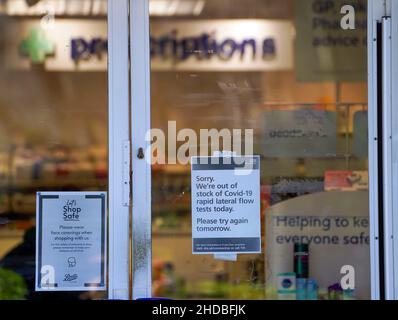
[[36, 192, 107, 291], [191, 156, 261, 254]]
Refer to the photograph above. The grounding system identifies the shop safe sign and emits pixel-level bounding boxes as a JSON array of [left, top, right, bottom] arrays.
[[191, 156, 261, 254], [36, 192, 107, 291]]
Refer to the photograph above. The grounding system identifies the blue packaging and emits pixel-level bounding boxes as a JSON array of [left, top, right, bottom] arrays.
[[343, 289, 355, 300], [296, 278, 307, 300], [306, 279, 318, 300]]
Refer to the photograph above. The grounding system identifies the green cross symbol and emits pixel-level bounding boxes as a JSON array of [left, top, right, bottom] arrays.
[[20, 28, 55, 64]]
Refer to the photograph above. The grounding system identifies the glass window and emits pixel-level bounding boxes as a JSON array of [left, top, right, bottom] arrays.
[[150, 0, 370, 300], [0, 0, 108, 300]]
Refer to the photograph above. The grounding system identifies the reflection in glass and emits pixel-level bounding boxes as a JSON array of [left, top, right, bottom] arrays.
[[150, 0, 370, 300]]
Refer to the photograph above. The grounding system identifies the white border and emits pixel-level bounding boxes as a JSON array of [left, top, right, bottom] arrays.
[[130, 0, 152, 300], [368, 0, 388, 300], [390, 0, 398, 300], [108, 0, 131, 300]]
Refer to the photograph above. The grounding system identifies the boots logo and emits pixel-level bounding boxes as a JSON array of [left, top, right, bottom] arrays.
[[63, 274, 78, 282], [20, 28, 55, 64]]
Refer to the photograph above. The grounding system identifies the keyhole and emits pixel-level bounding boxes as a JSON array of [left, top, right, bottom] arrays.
[[137, 147, 145, 159]]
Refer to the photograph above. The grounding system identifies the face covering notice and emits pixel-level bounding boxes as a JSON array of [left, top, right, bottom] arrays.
[[191, 156, 261, 254], [36, 192, 107, 291]]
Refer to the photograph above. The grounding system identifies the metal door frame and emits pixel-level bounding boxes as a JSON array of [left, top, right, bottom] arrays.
[[108, 0, 152, 301], [108, 0, 130, 300], [388, 0, 398, 300], [130, 0, 152, 300]]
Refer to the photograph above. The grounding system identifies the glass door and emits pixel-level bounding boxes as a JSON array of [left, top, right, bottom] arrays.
[[142, 0, 379, 300], [0, 0, 131, 300]]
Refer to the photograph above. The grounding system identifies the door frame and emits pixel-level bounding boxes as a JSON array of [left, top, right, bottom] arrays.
[[389, 0, 398, 300], [129, 0, 152, 300], [369, 0, 398, 300], [368, 0, 387, 300], [107, 0, 152, 301], [108, 0, 130, 300]]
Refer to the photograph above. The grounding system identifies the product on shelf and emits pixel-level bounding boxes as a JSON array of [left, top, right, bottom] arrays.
[[277, 272, 296, 300], [294, 242, 309, 279]]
